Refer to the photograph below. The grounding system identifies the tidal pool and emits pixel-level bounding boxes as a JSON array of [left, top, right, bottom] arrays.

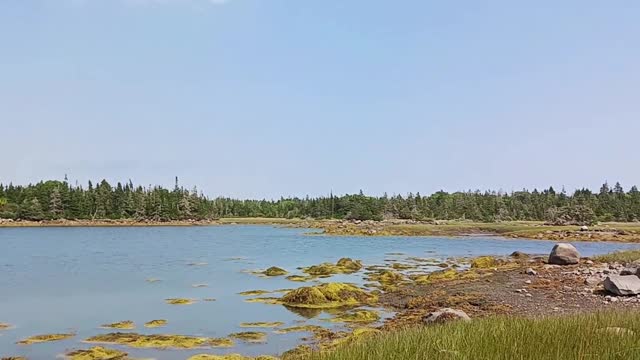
[[0, 225, 638, 359]]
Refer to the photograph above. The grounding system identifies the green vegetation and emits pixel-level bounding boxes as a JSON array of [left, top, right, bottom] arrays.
[[17, 333, 75, 345], [85, 332, 233, 349], [294, 311, 640, 360], [328, 310, 380, 324], [302, 258, 363, 277], [2, 179, 639, 223], [594, 250, 640, 264]]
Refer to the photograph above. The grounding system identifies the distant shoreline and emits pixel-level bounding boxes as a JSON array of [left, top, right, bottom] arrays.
[[1, 218, 639, 243]]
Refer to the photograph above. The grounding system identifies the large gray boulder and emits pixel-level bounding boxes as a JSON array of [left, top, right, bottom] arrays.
[[548, 243, 580, 265], [604, 275, 640, 296], [423, 308, 471, 324]]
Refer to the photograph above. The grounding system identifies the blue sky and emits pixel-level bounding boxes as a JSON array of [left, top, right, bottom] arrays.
[[1, 0, 639, 198]]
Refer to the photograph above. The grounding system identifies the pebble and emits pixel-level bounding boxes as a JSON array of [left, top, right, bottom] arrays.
[[525, 280, 532, 284]]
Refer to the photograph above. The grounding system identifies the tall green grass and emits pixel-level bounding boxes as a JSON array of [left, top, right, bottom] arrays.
[[300, 311, 640, 360], [594, 250, 640, 264]]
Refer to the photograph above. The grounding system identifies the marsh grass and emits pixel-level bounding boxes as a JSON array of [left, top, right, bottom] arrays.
[[297, 311, 640, 360], [594, 250, 640, 264]]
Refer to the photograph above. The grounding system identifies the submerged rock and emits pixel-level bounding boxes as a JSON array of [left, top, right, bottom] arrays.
[[143, 320, 167, 328], [423, 308, 471, 324], [263, 267, 288, 276], [17, 333, 75, 345], [604, 275, 640, 296], [0, 322, 11, 330], [85, 333, 233, 349], [101, 321, 135, 330], [65, 346, 129, 360], [548, 243, 580, 265], [286, 275, 313, 282], [280, 283, 377, 309], [510, 251, 529, 259]]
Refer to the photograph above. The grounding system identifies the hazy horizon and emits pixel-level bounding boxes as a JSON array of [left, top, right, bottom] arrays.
[[2, 1, 639, 198]]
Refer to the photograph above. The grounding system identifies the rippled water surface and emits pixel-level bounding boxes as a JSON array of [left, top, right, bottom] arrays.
[[1, 225, 638, 359]]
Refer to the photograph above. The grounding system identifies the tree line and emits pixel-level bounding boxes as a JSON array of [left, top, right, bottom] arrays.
[[0, 178, 639, 224]]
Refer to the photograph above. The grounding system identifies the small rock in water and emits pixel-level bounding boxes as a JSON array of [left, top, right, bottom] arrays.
[[604, 275, 640, 296], [423, 308, 471, 324], [548, 243, 580, 265]]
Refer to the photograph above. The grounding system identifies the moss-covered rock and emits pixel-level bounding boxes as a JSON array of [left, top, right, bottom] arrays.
[[65, 346, 129, 360], [286, 275, 313, 282], [336, 258, 363, 272], [101, 321, 135, 330], [413, 269, 479, 285], [1, 357, 28, 360], [143, 320, 167, 328], [470, 256, 498, 269], [85, 333, 233, 349], [229, 331, 267, 343], [165, 298, 196, 305], [239, 322, 284, 328], [281, 283, 377, 309], [17, 333, 75, 345], [328, 309, 380, 323], [366, 270, 405, 285], [263, 267, 288, 276]]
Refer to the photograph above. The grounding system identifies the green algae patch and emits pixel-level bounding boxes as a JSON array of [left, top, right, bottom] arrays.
[[470, 256, 498, 269], [229, 331, 267, 343], [391, 263, 416, 270], [286, 275, 313, 282], [244, 297, 280, 304], [188, 355, 278, 360], [240, 322, 284, 328], [65, 346, 129, 360], [165, 298, 196, 305], [263, 267, 288, 276], [238, 290, 272, 296], [101, 321, 135, 330], [17, 333, 75, 345], [85, 332, 233, 349], [144, 320, 167, 328], [274, 325, 325, 334], [281, 283, 377, 309], [328, 310, 380, 324]]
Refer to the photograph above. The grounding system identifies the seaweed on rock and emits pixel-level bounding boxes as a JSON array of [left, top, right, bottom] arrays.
[[85, 333, 233, 349], [17, 333, 75, 345], [280, 283, 377, 309]]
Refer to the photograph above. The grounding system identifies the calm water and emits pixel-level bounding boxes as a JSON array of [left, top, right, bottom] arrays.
[[1, 225, 638, 359]]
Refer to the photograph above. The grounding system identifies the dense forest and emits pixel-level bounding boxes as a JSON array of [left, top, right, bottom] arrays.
[[0, 178, 639, 224]]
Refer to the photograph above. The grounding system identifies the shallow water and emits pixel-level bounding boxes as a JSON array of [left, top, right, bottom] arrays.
[[0, 225, 638, 359]]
